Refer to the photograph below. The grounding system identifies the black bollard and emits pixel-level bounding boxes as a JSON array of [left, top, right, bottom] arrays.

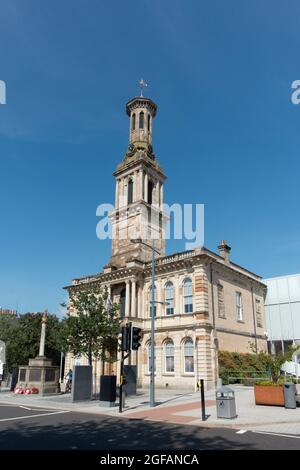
[[200, 379, 206, 421]]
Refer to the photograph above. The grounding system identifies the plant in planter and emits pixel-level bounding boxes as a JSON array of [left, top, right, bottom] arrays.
[[254, 345, 300, 406]]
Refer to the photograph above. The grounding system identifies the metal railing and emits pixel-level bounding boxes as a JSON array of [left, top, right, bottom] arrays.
[[223, 370, 271, 385]]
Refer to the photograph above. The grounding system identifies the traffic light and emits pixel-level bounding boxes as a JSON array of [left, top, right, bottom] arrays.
[[120, 324, 131, 352], [131, 327, 142, 350]]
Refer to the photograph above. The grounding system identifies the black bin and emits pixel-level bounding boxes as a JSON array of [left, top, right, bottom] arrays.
[[100, 375, 116, 407]]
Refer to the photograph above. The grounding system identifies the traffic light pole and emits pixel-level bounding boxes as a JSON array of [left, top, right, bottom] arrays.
[[150, 237, 155, 408], [119, 349, 130, 413]]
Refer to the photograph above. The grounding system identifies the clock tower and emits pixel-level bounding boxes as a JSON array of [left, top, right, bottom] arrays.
[[108, 95, 166, 268]]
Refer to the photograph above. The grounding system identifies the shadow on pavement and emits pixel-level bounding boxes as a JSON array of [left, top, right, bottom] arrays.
[[0, 412, 254, 450]]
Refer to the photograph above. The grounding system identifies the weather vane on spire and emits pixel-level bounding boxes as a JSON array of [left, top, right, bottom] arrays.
[[139, 78, 148, 97]]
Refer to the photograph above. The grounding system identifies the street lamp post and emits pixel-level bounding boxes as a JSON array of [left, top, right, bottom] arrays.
[[150, 237, 155, 407], [130, 238, 164, 408]]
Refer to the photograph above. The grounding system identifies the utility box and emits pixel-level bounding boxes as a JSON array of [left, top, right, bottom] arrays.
[[99, 375, 116, 407], [216, 386, 237, 419], [72, 365, 92, 402], [124, 365, 137, 396], [284, 382, 297, 409]]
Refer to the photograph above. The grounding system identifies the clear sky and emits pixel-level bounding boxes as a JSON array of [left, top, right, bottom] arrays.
[[0, 0, 299, 316]]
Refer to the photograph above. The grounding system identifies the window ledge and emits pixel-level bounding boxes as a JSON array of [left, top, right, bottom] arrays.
[[236, 320, 245, 324], [162, 373, 175, 377]]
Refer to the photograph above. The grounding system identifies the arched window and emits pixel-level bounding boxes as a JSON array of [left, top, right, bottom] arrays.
[[139, 111, 144, 129], [183, 278, 193, 313], [131, 113, 136, 131], [183, 339, 194, 373], [147, 114, 150, 131], [148, 179, 153, 205], [127, 179, 133, 205], [148, 342, 156, 373], [165, 281, 174, 315], [165, 340, 174, 372], [120, 288, 126, 318], [149, 285, 157, 317]]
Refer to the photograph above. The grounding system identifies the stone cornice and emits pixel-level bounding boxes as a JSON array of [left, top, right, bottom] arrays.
[[126, 96, 157, 117], [113, 150, 165, 180], [66, 246, 265, 290]]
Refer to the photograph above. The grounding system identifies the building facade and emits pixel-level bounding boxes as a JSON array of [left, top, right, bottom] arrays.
[[264, 274, 300, 354], [65, 94, 267, 390]]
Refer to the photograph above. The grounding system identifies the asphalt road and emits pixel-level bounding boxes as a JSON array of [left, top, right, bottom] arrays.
[[0, 403, 299, 450]]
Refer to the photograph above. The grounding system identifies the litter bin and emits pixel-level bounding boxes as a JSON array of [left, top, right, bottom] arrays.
[[216, 386, 237, 419], [284, 382, 296, 409]]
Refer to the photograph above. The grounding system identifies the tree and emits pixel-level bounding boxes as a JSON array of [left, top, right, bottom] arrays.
[[61, 285, 121, 367], [0, 313, 63, 372], [248, 341, 300, 383], [263, 345, 300, 383]]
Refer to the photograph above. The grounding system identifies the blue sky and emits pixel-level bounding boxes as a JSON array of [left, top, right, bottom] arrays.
[[0, 0, 299, 315]]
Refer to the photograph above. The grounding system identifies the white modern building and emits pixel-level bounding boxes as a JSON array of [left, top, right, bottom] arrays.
[[264, 274, 300, 354]]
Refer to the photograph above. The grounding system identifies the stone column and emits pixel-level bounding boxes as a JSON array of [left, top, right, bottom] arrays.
[[131, 279, 136, 318], [125, 280, 130, 317], [139, 284, 144, 319], [155, 180, 159, 207], [144, 173, 148, 203], [160, 183, 164, 210], [139, 170, 143, 200], [115, 180, 119, 209], [107, 285, 112, 301], [39, 311, 48, 357], [194, 265, 209, 316]]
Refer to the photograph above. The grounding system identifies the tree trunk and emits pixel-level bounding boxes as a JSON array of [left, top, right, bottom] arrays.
[[88, 340, 92, 366], [101, 345, 105, 375]]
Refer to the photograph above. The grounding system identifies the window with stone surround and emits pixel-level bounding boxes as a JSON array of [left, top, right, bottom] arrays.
[[165, 340, 174, 372], [131, 113, 136, 130], [139, 111, 144, 129], [183, 278, 193, 313], [217, 283, 226, 318], [127, 179, 133, 205], [183, 338, 194, 373], [236, 291, 243, 321], [255, 298, 263, 327], [165, 281, 174, 315], [148, 179, 153, 205]]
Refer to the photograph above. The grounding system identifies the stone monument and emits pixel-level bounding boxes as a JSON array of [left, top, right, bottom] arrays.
[[17, 310, 60, 395]]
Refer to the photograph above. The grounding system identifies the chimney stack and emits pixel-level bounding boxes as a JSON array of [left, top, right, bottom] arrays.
[[218, 240, 231, 263]]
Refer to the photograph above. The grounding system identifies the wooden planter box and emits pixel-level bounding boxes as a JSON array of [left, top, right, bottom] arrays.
[[254, 384, 284, 406]]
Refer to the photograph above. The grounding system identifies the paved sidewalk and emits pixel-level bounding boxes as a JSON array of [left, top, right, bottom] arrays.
[[1, 385, 300, 435]]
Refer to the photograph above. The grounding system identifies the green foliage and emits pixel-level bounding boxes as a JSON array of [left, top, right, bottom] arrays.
[[219, 344, 300, 385], [218, 349, 270, 384], [0, 313, 63, 372], [61, 285, 122, 366], [255, 345, 300, 384]]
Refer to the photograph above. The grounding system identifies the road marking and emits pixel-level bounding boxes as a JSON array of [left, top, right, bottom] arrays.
[[0, 404, 21, 407], [19, 406, 32, 410], [254, 431, 300, 440], [0, 410, 69, 423], [236, 430, 247, 434]]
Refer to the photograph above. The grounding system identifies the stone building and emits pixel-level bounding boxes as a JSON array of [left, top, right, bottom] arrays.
[[65, 94, 267, 390]]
